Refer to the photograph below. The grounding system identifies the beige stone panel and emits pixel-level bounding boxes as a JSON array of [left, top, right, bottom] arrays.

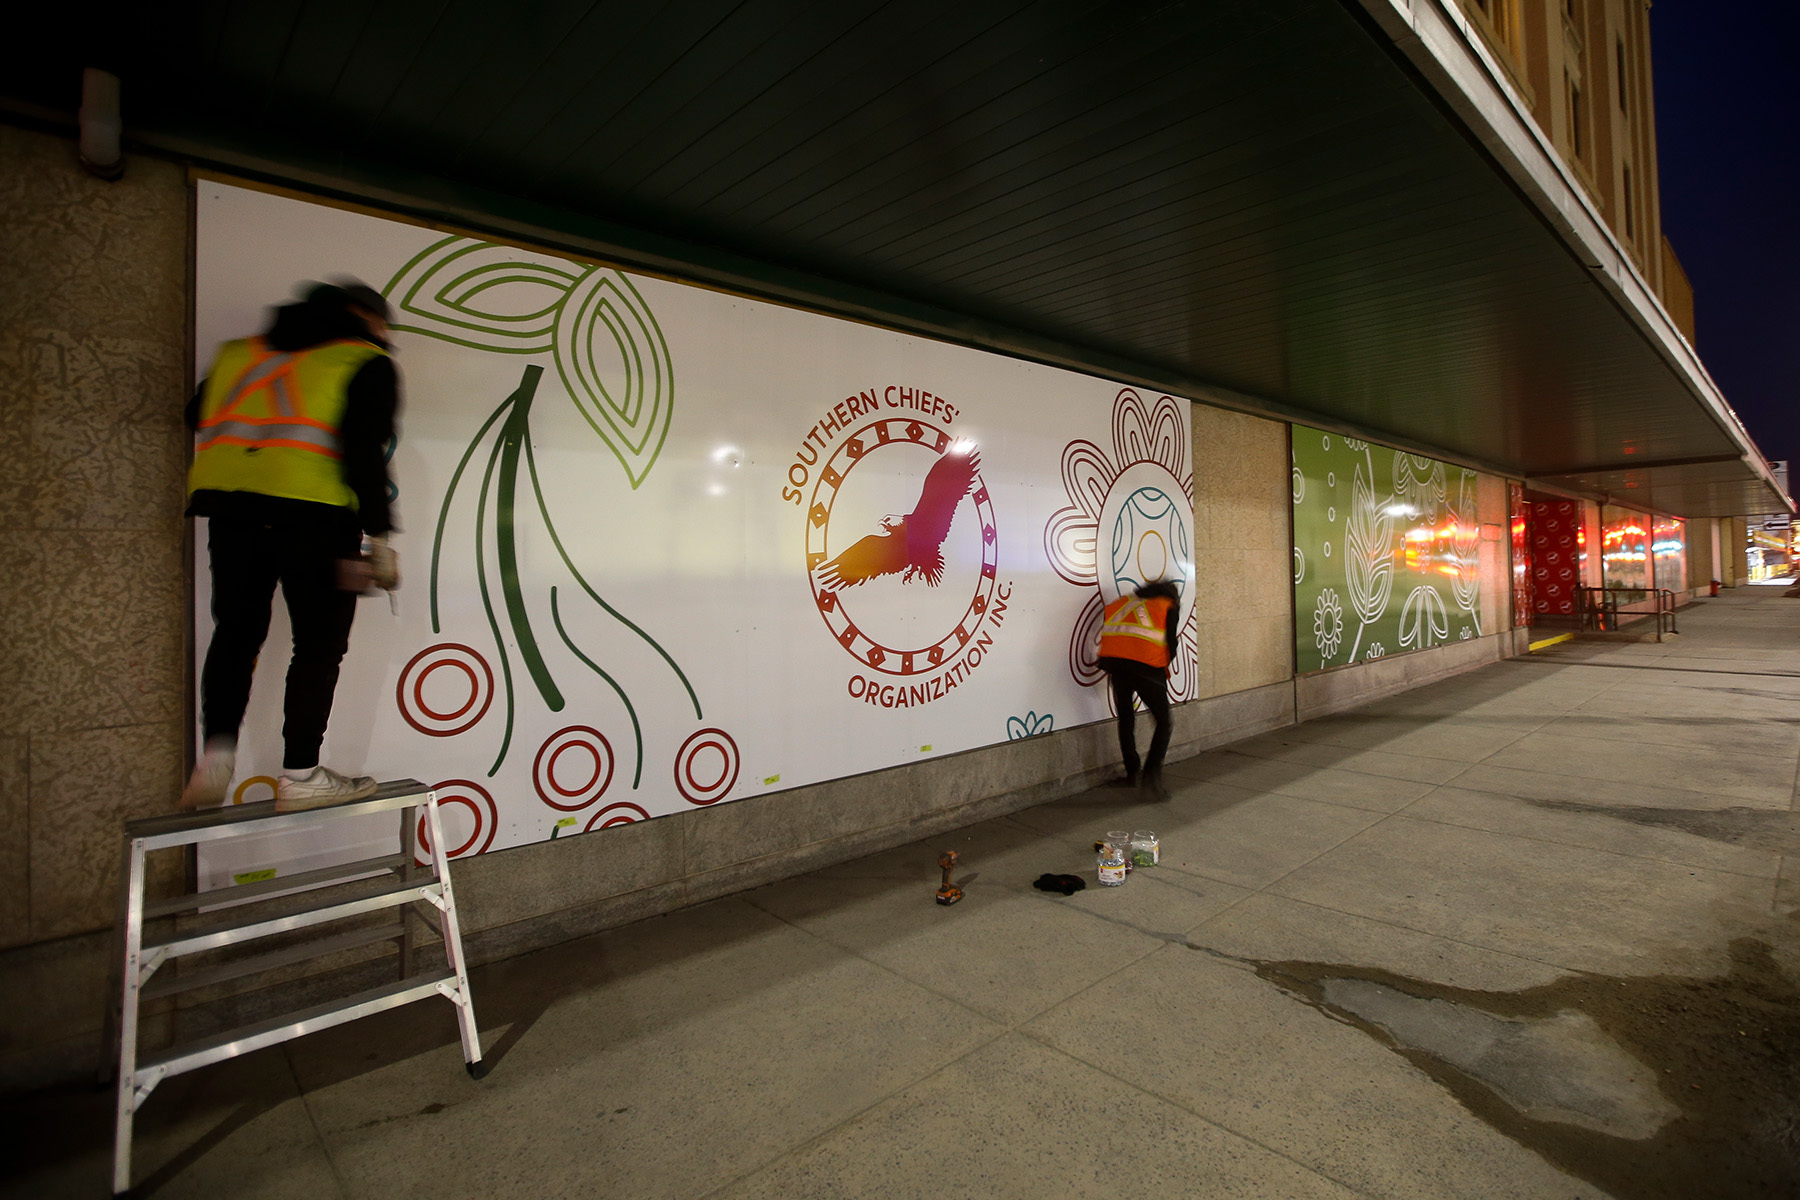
[[1189, 545, 1243, 625], [1241, 544, 1291, 619], [0, 531, 40, 736], [18, 329, 188, 531], [1184, 621, 1221, 699], [1210, 615, 1294, 697], [0, 126, 188, 346], [0, 735, 26, 947], [29, 722, 184, 939], [0, 333, 32, 530], [1192, 404, 1289, 554], [0, 531, 185, 736]]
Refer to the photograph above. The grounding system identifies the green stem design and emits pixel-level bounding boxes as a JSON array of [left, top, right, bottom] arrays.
[[426, 357, 702, 776], [522, 433, 702, 719], [473, 429, 516, 777], [550, 587, 644, 788], [430, 395, 516, 633], [496, 367, 564, 714]]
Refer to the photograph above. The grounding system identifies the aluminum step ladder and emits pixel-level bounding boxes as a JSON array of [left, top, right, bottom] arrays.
[[103, 779, 485, 1194]]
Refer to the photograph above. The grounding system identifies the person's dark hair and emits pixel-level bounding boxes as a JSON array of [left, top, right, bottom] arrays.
[[302, 279, 391, 324]]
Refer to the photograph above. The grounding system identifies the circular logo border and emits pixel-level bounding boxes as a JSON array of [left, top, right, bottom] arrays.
[[805, 418, 997, 677]]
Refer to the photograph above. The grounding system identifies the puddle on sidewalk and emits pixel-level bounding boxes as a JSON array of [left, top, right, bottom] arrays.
[[1244, 938, 1800, 1199], [1513, 797, 1800, 854]]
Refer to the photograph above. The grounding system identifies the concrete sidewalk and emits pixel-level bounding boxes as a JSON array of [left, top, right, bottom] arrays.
[[10, 591, 1800, 1199]]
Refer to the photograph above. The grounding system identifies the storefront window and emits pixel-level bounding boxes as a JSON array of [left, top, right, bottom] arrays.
[[1600, 505, 1651, 593], [1651, 516, 1686, 594]]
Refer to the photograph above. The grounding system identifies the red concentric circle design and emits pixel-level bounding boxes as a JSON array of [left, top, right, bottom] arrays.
[[674, 728, 740, 806], [396, 644, 494, 737], [583, 802, 652, 832], [415, 779, 499, 864], [532, 726, 615, 811]]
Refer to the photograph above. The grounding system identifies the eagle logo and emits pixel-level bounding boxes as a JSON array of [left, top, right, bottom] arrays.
[[804, 416, 1000, 679], [817, 443, 980, 590]]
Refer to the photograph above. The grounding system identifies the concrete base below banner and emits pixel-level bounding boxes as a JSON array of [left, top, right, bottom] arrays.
[[1296, 629, 1521, 723]]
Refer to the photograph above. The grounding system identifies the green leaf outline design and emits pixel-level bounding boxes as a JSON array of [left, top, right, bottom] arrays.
[[552, 269, 674, 489], [386, 237, 574, 353]]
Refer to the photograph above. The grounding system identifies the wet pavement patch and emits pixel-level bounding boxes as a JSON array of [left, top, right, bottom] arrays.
[[1318, 978, 1676, 1138], [1511, 797, 1800, 854], [1248, 938, 1800, 1199]]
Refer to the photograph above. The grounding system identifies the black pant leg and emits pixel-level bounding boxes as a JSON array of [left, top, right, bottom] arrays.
[[277, 522, 359, 770], [1106, 665, 1141, 776], [1140, 669, 1172, 775], [200, 519, 281, 743]]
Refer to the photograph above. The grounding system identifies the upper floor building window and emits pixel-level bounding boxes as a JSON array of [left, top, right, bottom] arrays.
[[1468, 0, 1521, 59], [1617, 36, 1629, 114], [1567, 71, 1586, 162]]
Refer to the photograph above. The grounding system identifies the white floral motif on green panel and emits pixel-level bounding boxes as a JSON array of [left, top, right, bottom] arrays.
[[1291, 426, 1482, 673]]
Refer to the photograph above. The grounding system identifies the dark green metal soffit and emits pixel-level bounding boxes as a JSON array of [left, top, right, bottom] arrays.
[[3, 0, 1782, 516]]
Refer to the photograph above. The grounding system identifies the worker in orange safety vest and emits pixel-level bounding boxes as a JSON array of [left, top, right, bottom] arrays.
[[1097, 579, 1182, 799]]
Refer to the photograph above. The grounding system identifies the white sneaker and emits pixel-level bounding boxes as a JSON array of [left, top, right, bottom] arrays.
[[275, 766, 378, 812], [178, 746, 236, 809]]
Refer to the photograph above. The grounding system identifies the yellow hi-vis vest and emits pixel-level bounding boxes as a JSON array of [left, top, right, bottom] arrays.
[[1099, 594, 1174, 668], [188, 336, 385, 510]]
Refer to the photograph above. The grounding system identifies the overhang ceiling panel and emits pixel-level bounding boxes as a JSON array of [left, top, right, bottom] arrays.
[[3, 0, 1783, 516]]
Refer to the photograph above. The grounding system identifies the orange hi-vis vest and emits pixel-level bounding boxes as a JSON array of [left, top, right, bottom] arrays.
[[1099, 594, 1174, 668], [188, 336, 386, 510]]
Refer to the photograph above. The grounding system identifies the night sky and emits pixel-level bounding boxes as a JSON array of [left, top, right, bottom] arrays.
[[1651, 2, 1799, 481]]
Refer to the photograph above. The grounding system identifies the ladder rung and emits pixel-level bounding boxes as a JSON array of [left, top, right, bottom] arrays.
[[144, 876, 440, 960], [126, 779, 430, 851], [141, 920, 408, 1000], [144, 853, 411, 919], [139, 970, 458, 1081]]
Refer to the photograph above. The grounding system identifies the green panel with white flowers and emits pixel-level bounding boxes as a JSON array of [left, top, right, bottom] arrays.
[[1291, 425, 1483, 674]]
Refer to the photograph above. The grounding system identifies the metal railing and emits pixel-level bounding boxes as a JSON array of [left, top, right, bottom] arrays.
[[1575, 586, 1679, 641]]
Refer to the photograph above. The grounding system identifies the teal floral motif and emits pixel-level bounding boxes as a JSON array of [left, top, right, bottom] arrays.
[[1007, 711, 1056, 740]]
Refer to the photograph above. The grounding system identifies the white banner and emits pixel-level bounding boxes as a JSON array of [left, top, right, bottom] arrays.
[[193, 182, 1197, 886]]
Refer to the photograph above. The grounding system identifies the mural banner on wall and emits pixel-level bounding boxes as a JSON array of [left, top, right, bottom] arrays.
[[192, 182, 1195, 886], [1291, 425, 1482, 674]]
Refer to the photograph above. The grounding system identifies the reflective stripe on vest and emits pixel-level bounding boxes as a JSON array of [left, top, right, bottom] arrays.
[[1099, 595, 1173, 668], [188, 337, 384, 510]]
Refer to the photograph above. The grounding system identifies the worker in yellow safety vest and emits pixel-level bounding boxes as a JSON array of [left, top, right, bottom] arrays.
[[1097, 579, 1182, 799], [180, 281, 402, 812]]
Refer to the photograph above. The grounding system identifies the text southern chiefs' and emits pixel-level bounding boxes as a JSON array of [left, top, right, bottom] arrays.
[[781, 385, 958, 504]]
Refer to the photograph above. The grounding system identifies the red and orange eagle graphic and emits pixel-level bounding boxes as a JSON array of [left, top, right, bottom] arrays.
[[817, 444, 980, 590]]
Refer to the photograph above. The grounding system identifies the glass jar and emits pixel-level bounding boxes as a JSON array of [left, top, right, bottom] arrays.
[[1130, 830, 1159, 868], [1106, 830, 1133, 874], [1096, 841, 1127, 887]]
